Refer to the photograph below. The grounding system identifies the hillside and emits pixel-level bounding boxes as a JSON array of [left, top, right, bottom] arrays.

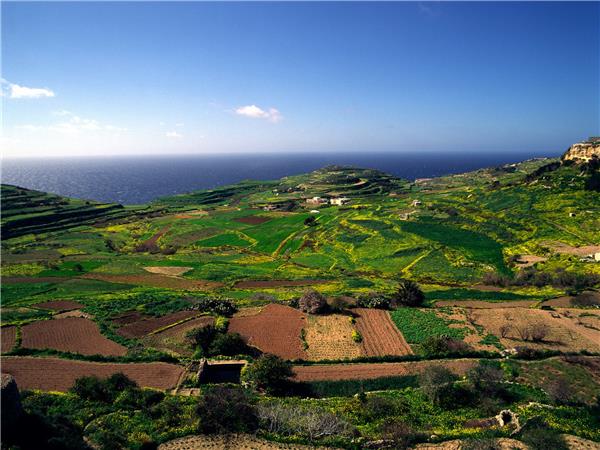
[[1, 157, 600, 449]]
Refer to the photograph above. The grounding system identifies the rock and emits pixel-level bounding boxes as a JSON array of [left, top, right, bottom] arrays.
[[1, 374, 23, 432], [562, 138, 600, 163]]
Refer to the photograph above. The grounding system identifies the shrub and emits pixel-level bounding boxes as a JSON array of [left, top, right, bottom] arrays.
[[351, 330, 363, 343], [517, 417, 568, 450], [71, 373, 138, 403], [356, 293, 392, 309], [530, 323, 549, 342], [467, 362, 504, 395], [189, 297, 237, 316], [419, 366, 457, 406], [186, 325, 218, 354], [420, 335, 471, 357], [298, 289, 327, 314], [304, 216, 317, 227], [546, 376, 574, 405], [393, 280, 425, 307], [241, 354, 293, 394], [196, 386, 258, 434], [208, 332, 249, 356], [379, 420, 417, 448]]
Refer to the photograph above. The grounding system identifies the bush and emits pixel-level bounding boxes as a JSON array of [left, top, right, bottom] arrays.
[[467, 362, 504, 395], [351, 330, 363, 343], [186, 325, 218, 354], [71, 373, 138, 403], [420, 335, 471, 357], [304, 216, 317, 227], [356, 293, 392, 309], [298, 289, 328, 314], [241, 354, 294, 394], [517, 417, 568, 450], [208, 332, 249, 356], [196, 386, 258, 434], [189, 297, 237, 316], [419, 366, 458, 406], [393, 280, 425, 307], [546, 376, 574, 405], [379, 420, 417, 448]]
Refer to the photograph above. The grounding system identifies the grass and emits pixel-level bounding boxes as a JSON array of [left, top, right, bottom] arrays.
[[390, 308, 469, 344], [425, 288, 540, 302]]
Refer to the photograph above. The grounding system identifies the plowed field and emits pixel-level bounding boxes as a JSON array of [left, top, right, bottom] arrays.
[[143, 316, 215, 355], [1, 326, 17, 353], [82, 273, 222, 290], [355, 308, 413, 356], [32, 300, 84, 311], [304, 314, 362, 361], [21, 317, 127, 356], [234, 216, 271, 225], [2, 357, 183, 391], [234, 279, 329, 289], [229, 303, 307, 359], [117, 310, 199, 338]]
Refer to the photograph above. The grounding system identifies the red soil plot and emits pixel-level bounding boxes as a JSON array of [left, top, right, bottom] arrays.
[[354, 308, 413, 356], [2, 357, 184, 392], [234, 279, 330, 289], [293, 359, 479, 382], [234, 216, 271, 225], [21, 317, 127, 356], [229, 303, 308, 360], [117, 310, 199, 339], [82, 273, 223, 290], [32, 300, 84, 312], [1, 326, 17, 353], [143, 316, 215, 356]]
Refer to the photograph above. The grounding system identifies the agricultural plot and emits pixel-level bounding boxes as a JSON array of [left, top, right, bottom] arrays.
[[390, 308, 470, 344], [143, 316, 215, 356], [82, 273, 222, 290], [21, 317, 127, 356], [303, 314, 362, 361], [470, 308, 600, 353], [116, 310, 200, 339], [1, 326, 17, 353], [228, 303, 307, 360], [31, 300, 84, 312], [292, 359, 479, 381], [143, 266, 193, 276], [354, 308, 413, 356], [2, 357, 183, 391]]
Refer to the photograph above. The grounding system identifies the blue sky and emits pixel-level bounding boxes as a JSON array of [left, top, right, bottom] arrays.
[[2, 1, 598, 157]]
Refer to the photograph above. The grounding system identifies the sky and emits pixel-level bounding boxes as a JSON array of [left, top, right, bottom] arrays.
[[1, 1, 599, 158]]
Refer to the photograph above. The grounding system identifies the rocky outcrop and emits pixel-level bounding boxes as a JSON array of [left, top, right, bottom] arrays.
[[562, 137, 600, 163], [1, 374, 23, 432]]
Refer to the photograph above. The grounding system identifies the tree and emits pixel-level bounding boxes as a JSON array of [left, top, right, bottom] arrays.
[[466, 362, 504, 395], [196, 386, 258, 434], [419, 366, 457, 406], [356, 293, 392, 309], [241, 354, 293, 394], [208, 332, 248, 356], [393, 279, 424, 307], [304, 216, 317, 227], [298, 289, 327, 314], [420, 335, 471, 357], [546, 376, 574, 405], [530, 322, 549, 342], [186, 325, 218, 354]]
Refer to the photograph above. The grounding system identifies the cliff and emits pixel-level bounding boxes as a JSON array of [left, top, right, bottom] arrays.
[[562, 137, 600, 163]]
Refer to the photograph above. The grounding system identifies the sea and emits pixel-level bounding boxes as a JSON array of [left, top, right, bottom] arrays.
[[1, 151, 558, 205]]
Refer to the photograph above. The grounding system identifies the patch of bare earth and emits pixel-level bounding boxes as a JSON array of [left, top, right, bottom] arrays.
[[304, 314, 363, 361], [229, 303, 307, 360], [2, 356, 183, 391], [412, 439, 527, 450], [1, 326, 17, 353], [547, 242, 600, 257], [82, 273, 222, 290], [293, 359, 478, 381], [354, 308, 413, 356], [470, 308, 600, 353], [1, 277, 71, 284], [117, 310, 200, 339], [54, 310, 93, 319], [514, 254, 547, 268], [32, 300, 84, 311], [21, 317, 127, 356], [143, 316, 214, 356], [158, 434, 336, 449], [234, 215, 271, 225], [144, 266, 193, 276], [234, 279, 329, 289]]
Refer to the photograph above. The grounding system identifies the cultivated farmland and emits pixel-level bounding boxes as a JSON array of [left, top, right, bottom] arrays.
[[21, 317, 127, 356], [1, 326, 17, 353], [143, 315, 215, 355], [354, 308, 413, 356], [116, 310, 200, 339], [304, 314, 362, 360], [2, 357, 183, 391]]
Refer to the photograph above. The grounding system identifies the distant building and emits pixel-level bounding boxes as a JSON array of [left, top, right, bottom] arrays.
[[310, 209, 320, 214], [306, 196, 328, 205], [330, 197, 350, 206]]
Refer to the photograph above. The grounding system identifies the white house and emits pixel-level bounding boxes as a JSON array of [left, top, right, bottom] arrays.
[[330, 197, 350, 206], [306, 196, 328, 205]]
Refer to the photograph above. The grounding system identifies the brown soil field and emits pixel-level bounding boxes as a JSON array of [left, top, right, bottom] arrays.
[[413, 439, 527, 450], [1, 276, 71, 284], [139, 225, 171, 250], [167, 228, 220, 246], [548, 242, 600, 257], [143, 316, 214, 356], [234, 279, 329, 289], [112, 311, 149, 325], [174, 209, 208, 219], [117, 310, 200, 339], [434, 300, 537, 309], [470, 308, 600, 353], [355, 308, 413, 356], [158, 434, 336, 450], [2, 357, 183, 391], [82, 273, 222, 290], [21, 317, 127, 356], [229, 303, 307, 360], [304, 314, 362, 361], [514, 254, 547, 268], [234, 215, 271, 225], [54, 310, 93, 319], [1, 326, 17, 353], [32, 300, 84, 311], [293, 359, 478, 381], [143, 266, 193, 276], [544, 296, 574, 307]]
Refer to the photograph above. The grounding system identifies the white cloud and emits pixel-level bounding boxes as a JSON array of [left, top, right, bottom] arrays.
[[235, 104, 282, 123], [175, 123, 185, 128], [165, 131, 183, 139], [2, 79, 55, 99], [17, 111, 125, 135]]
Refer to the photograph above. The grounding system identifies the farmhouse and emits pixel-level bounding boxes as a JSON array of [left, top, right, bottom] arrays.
[[330, 197, 350, 206], [306, 196, 328, 205]]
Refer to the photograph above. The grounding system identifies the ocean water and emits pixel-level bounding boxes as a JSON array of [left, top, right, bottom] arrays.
[[1, 151, 557, 205]]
